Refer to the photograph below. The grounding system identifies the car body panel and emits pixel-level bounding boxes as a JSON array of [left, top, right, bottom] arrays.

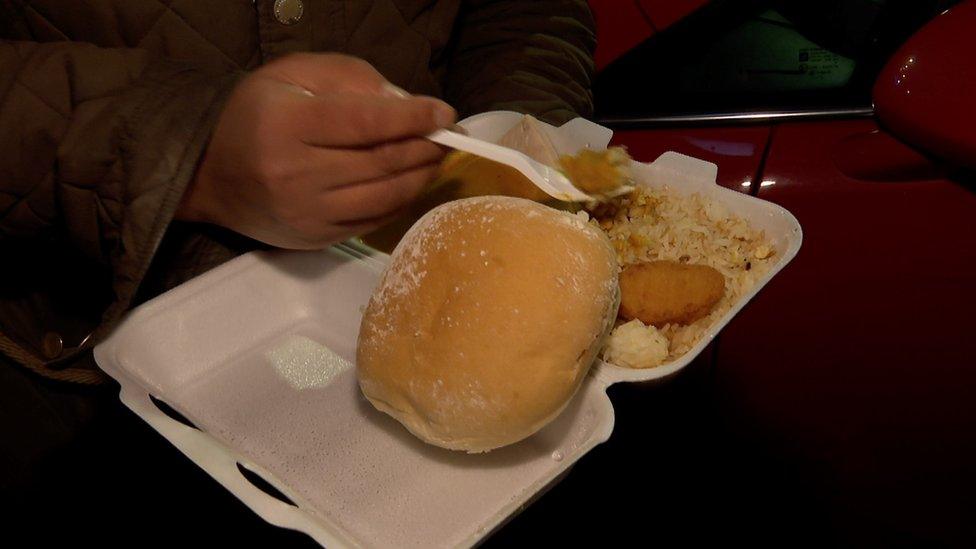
[[874, 1, 976, 169], [572, 2, 975, 543], [611, 126, 770, 191], [589, 0, 707, 71], [637, 0, 709, 32], [590, 1, 656, 71], [716, 118, 976, 541]]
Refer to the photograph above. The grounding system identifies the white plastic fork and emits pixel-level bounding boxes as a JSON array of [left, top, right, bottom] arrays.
[[427, 128, 594, 202]]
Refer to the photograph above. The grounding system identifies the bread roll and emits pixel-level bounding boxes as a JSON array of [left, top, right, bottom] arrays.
[[357, 196, 619, 452]]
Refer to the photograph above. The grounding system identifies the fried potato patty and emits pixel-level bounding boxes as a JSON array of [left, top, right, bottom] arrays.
[[619, 260, 725, 327]]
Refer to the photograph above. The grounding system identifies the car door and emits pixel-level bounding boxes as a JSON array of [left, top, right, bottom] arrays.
[[525, 1, 976, 545]]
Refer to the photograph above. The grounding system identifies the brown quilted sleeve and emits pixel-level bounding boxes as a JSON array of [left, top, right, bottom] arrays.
[[0, 40, 240, 368], [443, 0, 596, 125]]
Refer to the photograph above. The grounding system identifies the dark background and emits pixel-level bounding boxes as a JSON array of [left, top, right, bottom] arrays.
[[3, 347, 959, 547]]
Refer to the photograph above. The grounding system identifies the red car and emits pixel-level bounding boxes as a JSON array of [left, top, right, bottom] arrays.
[[492, 1, 976, 546]]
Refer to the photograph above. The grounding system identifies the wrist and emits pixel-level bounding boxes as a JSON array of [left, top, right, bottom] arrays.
[[175, 168, 214, 224]]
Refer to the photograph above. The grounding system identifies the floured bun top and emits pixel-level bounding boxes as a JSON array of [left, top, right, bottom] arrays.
[[356, 196, 620, 452]]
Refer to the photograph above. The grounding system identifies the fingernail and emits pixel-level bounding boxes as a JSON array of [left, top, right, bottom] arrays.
[[382, 83, 410, 99], [434, 103, 457, 128], [287, 83, 315, 97]]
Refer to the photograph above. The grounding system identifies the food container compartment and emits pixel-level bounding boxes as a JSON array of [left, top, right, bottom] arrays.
[[592, 151, 802, 384], [95, 112, 802, 548]]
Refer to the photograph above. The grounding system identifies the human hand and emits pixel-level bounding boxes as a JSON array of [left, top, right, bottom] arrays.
[[178, 53, 455, 249]]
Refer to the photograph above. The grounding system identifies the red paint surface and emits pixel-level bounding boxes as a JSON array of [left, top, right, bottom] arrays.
[[831, 128, 948, 182], [611, 126, 771, 191], [873, 1, 976, 169], [716, 119, 976, 540], [589, 1, 655, 71], [638, 0, 708, 31]]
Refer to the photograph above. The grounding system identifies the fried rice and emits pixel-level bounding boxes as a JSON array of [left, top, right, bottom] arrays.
[[588, 185, 776, 365]]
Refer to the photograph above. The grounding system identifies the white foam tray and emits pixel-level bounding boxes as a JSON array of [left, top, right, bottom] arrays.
[[94, 112, 802, 548]]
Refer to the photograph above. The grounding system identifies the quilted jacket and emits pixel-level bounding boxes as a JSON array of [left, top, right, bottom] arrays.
[[0, 0, 596, 383]]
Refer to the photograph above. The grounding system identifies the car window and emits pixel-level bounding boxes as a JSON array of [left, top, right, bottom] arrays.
[[594, 0, 960, 124]]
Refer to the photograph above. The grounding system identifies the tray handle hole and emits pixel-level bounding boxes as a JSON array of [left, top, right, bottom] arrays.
[[149, 395, 199, 430], [236, 463, 297, 507]]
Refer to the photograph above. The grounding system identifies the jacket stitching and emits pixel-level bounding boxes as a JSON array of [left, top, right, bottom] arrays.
[[13, 79, 69, 119], [134, 0, 180, 52], [0, 191, 36, 223], [22, 194, 51, 224], [4, 43, 70, 120], [159, 3, 244, 69], [21, 3, 71, 41]]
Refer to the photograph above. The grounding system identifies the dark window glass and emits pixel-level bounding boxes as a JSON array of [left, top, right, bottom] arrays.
[[594, 0, 960, 124]]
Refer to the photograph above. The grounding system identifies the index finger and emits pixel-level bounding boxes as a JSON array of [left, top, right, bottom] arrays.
[[265, 53, 391, 97], [296, 93, 457, 147]]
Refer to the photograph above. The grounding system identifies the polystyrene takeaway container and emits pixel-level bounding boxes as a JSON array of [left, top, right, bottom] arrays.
[[94, 112, 802, 548]]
